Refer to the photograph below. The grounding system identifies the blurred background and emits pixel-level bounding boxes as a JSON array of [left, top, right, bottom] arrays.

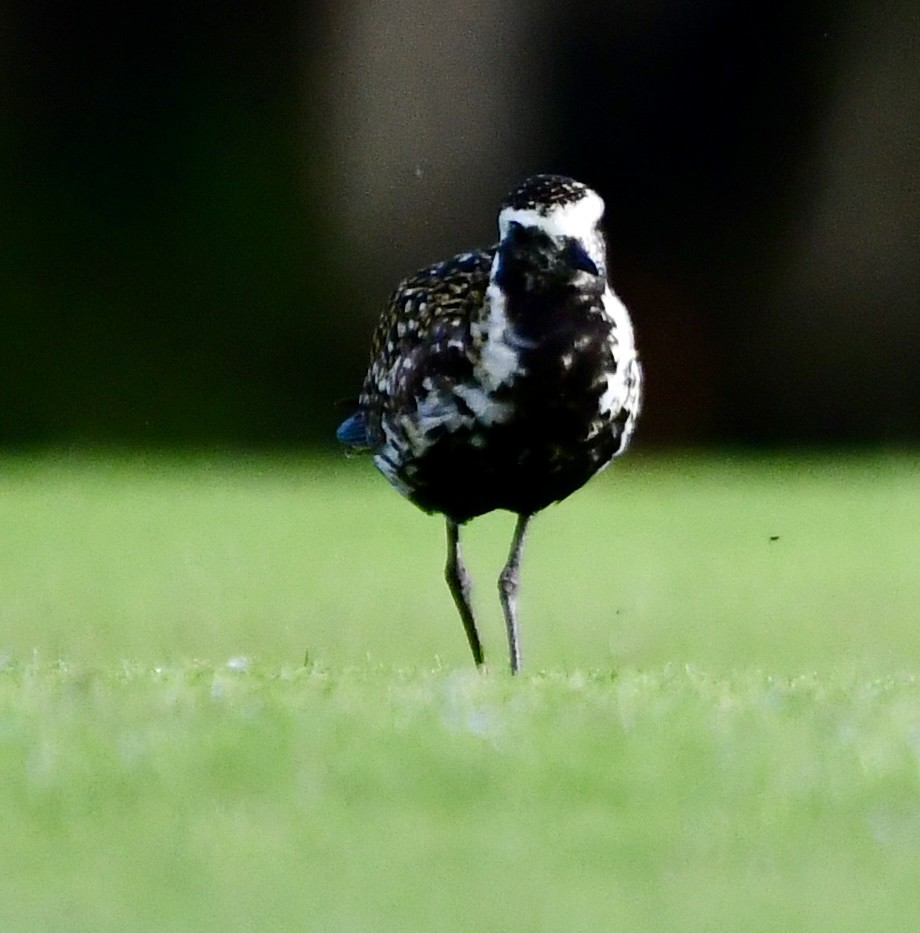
[[2, 0, 918, 450]]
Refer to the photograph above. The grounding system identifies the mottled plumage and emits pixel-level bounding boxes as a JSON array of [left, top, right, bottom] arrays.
[[338, 174, 642, 672]]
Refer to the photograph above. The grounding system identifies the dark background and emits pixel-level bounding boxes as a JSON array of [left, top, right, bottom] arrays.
[[3, 1, 918, 448]]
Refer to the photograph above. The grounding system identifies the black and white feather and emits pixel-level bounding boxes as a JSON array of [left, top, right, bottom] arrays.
[[338, 174, 642, 672]]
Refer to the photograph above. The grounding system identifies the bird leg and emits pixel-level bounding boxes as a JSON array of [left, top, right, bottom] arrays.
[[498, 513, 532, 675], [445, 519, 484, 667]]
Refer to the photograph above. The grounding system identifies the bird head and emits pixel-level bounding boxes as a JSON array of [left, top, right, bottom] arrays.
[[496, 174, 608, 283]]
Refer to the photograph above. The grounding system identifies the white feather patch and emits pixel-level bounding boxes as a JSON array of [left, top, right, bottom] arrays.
[[474, 259, 521, 390], [599, 286, 639, 418], [498, 191, 605, 241], [452, 384, 512, 425]]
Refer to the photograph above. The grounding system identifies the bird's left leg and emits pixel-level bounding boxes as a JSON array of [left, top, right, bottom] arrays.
[[498, 513, 533, 675]]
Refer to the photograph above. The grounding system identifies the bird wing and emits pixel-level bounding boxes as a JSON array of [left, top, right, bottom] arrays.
[[360, 249, 494, 417]]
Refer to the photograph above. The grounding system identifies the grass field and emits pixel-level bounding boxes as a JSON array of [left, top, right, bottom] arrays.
[[2, 450, 920, 930]]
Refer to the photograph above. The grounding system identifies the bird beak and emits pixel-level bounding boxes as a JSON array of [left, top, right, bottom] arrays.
[[564, 240, 599, 277]]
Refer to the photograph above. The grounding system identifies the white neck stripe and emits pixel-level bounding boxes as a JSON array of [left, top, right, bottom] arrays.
[[497, 191, 605, 241]]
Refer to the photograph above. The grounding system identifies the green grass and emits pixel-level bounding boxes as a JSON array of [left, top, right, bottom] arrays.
[[2, 450, 920, 930]]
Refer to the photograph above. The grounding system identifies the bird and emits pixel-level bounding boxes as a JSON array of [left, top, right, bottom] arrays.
[[337, 174, 642, 673]]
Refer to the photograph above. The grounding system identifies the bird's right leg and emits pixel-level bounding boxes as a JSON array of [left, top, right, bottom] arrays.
[[498, 513, 532, 675], [445, 519, 484, 667]]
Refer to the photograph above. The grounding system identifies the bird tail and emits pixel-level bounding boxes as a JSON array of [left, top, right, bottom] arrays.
[[335, 410, 370, 450]]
